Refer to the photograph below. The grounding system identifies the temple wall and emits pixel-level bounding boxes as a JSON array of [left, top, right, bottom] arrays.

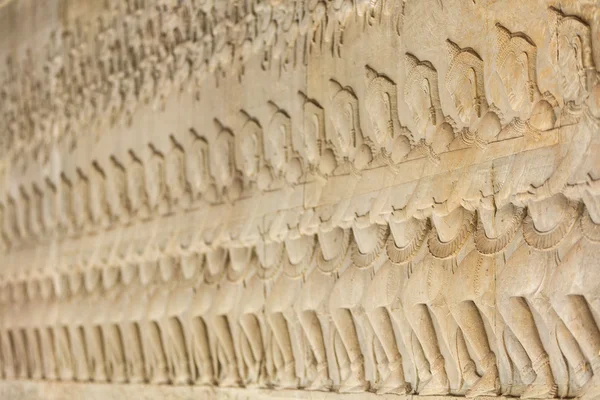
[[0, 0, 599, 398]]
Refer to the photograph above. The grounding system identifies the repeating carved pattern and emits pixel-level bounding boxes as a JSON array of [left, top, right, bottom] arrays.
[[1, 1, 600, 400]]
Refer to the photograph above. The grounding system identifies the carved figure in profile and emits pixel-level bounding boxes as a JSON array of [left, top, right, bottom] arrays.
[[146, 144, 169, 214], [236, 113, 265, 191], [165, 135, 192, 210], [107, 156, 130, 224], [211, 120, 240, 202], [297, 92, 326, 178], [404, 53, 453, 159], [89, 161, 111, 228], [492, 24, 556, 140], [541, 9, 600, 395], [184, 250, 217, 386], [364, 65, 410, 165], [187, 129, 215, 203], [263, 103, 297, 185], [328, 79, 370, 171], [204, 247, 241, 387], [328, 222, 392, 393], [262, 239, 301, 389], [127, 150, 150, 219]]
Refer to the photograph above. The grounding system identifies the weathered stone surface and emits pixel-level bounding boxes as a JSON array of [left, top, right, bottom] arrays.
[[0, 0, 599, 398]]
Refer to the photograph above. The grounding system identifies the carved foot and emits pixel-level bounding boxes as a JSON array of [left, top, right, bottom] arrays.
[[520, 364, 557, 399], [419, 369, 450, 396], [219, 365, 241, 388], [277, 362, 299, 389], [93, 368, 108, 383], [462, 361, 480, 386], [306, 365, 333, 392], [466, 369, 500, 397], [149, 363, 169, 385], [377, 359, 412, 395], [574, 360, 593, 387], [339, 370, 369, 393], [172, 372, 190, 385]]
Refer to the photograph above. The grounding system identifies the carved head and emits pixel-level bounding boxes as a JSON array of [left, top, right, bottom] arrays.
[[445, 40, 485, 125], [236, 117, 263, 180], [329, 80, 362, 158], [365, 65, 398, 145], [211, 122, 235, 190], [404, 54, 442, 138], [494, 24, 538, 111], [550, 8, 594, 103], [300, 95, 325, 168], [266, 107, 292, 176]]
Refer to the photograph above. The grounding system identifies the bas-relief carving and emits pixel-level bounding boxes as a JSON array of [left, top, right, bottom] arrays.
[[1, 0, 600, 399]]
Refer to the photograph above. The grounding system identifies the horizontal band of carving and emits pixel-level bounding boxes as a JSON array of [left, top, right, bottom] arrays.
[[0, 198, 597, 397], [0, 380, 526, 400]]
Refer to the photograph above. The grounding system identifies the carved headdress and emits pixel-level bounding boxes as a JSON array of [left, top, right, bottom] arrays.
[[365, 65, 400, 144], [445, 39, 486, 118], [404, 53, 443, 126], [494, 23, 540, 102], [549, 7, 595, 92]]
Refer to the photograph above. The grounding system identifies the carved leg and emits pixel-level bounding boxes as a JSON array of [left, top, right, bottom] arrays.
[[84, 325, 107, 382], [68, 326, 90, 381], [267, 312, 298, 388], [38, 328, 57, 380], [504, 328, 536, 384], [12, 329, 29, 379], [334, 329, 350, 382], [553, 295, 600, 387], [330, 308, 368, 393], [25, 329, 43, 380], [298, 310, 332, 391], [498, 296, 556, 398], [54, 326, 74, 381], [190, 316, 214, 385], [141, 321, 168, 384], [101, 324, 126, 383], [367, 307, 411, 395], [212, 315, 240, 387], [389, 306, 431, 384], [0, 330, 16, 379], [451, 301, 500, 397], [119, 323, 145, 383], [405, 304, 449, 395], [165, 317, 190, 385], [239, 313, 265, 386]]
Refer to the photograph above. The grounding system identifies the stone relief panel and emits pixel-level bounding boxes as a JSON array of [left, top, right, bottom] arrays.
[[0, 0, 599, 399]]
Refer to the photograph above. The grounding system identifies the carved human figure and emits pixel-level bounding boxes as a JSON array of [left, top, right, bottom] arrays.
[[402, 207, 478, 395], [540, 9, 600, 395], [328, 222, 397, 393], [165, 135, 191, 209], [187, 130, 215, 202], [146, 144, 169, 214], [262, 240, 301, 388], [210, 122, 239, 201], [185, 251, 217, 386], [295, 227, 340, 391], [264, 104, 294, 184], [403, 53, 453, 161], [364, 65, 410, 162], [155, 255, 192, 385], [107, 156, 130, 224], [205, 247, 241, 386], [491, 24, 556, 140], [89, 161, 111, 228], [236, 115, 264, 190], [328, 79, 369, 170]]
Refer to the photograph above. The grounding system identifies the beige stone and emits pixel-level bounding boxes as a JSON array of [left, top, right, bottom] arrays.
[[0, 0, 599, 398]]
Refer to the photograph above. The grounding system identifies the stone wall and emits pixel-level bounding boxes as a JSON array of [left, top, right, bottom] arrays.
[[0, 0, 599, 398]]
